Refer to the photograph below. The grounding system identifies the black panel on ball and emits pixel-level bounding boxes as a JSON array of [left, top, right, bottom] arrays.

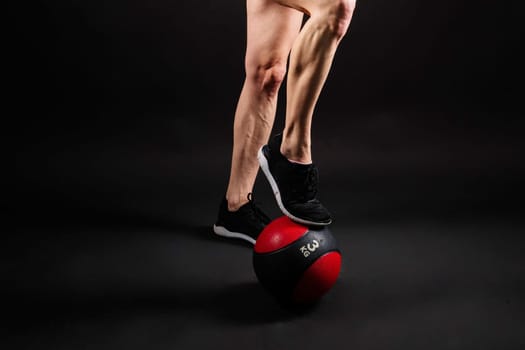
[[253, 226, 339, 301]]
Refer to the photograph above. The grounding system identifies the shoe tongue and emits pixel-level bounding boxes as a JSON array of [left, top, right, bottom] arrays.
[[240, 198, 270, 224]]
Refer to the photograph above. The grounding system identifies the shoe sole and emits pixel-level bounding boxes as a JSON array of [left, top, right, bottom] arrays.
[[257, 146, 331, 226], [213, 224, 256, 245]]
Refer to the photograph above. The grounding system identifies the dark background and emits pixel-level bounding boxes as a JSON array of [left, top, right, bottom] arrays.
[[7, 0, 525, 349]]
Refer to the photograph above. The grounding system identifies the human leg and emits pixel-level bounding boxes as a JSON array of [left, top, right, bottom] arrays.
[[224, 0, 303, 212], [276, 0, 356, 163], [214, 1, 302, 244], [257, 0, 355, 225]]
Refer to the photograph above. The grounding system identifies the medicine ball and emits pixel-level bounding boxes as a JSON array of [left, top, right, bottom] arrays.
[[253, 216, 342, 304]]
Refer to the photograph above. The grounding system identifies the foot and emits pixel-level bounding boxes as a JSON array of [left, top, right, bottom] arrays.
[[258, 133, 332, 226], [213, 193, 271, 245]]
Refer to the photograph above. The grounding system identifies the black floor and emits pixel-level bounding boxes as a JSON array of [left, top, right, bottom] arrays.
[[7, 109, 525, 349]]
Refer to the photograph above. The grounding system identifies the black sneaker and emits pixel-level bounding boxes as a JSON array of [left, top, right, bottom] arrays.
[[257, 133, 332, 226], [213, 193, 271, 245]]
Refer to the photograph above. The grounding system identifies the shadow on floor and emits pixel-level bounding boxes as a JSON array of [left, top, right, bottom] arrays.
[[209, 282, 321, 324], [5, 215, 316, 327]]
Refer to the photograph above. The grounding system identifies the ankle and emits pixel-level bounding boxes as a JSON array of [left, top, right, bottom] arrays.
[[225, 195, 249, 212], [280, 131, 312, 164], [280, 140, 312, 164]]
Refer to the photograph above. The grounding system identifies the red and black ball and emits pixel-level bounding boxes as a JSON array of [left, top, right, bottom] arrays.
[[253, 216, 342, 304]]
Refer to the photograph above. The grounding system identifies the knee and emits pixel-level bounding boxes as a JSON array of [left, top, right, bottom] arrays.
[[246, 62, 287, 98], [324, 0, 355, 39]]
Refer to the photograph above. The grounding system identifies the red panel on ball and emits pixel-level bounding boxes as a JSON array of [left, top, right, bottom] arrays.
[[291, 251, 342, 303], [254, 216, 309, 253]]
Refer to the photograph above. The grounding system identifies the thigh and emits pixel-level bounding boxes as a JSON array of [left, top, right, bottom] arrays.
[[246, 0, 303, 69]]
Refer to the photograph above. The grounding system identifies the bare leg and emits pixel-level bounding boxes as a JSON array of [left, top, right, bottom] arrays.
[[225, 1, 303, 211], [276, 0, 356, 163]]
